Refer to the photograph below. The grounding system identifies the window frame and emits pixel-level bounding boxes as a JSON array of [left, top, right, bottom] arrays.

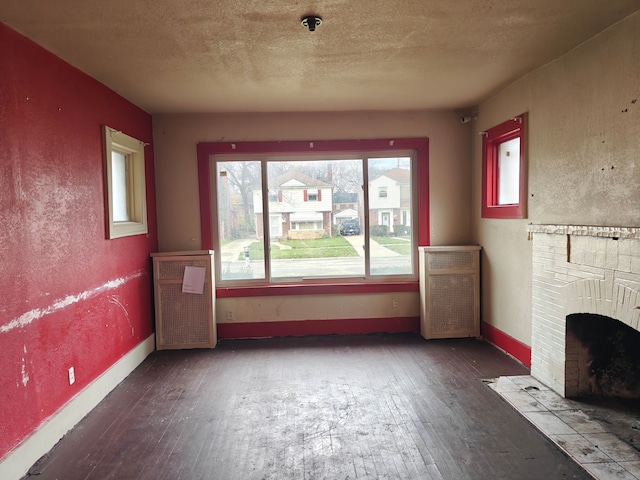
[[481, 113, 527, 219], [103, 125, 148, 239], [197, 139, 430, 291]]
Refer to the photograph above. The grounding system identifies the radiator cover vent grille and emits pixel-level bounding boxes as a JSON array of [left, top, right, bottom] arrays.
[[151, 251, 217, 350], [428, 251, 474, 271], [419, 246, 480, 339], [159, 283, 212, 346]]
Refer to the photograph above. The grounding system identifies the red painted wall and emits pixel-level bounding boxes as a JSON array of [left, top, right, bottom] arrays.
[[0, 23, 157, 459]]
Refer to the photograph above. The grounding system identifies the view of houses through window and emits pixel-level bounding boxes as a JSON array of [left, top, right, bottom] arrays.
[[214, 155, 414, 282]]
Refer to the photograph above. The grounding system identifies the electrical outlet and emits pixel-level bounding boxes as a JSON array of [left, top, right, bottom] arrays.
[[392, 298, 399, 308], [68, 367, 75, 385], [227, 311, 234, 321]]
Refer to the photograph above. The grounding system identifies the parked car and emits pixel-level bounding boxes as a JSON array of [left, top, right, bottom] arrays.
[[340, 219, 361, 235]]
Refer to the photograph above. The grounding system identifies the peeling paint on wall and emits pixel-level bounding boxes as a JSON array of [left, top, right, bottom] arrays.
[[19, 344, 30, 388], [0, 271, 146, 334], [21, 360, 29, 387], [0, 21, 157, 463]]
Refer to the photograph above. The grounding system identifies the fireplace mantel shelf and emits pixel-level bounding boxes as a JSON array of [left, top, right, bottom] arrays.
[[526, 224, 640, 239]]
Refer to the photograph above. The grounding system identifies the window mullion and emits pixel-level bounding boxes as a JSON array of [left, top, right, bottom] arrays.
[[260, 159, 272, 281], [126, 154, 135, 221], [210, 160, 222, 283], [362, 156, 371, 278]]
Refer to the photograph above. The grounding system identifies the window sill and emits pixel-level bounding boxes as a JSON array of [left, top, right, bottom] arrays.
[[216, 281, 419, 298], [481, 204, 525, 219]]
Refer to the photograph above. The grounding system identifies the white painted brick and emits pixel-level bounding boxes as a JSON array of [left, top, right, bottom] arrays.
[[571, 250, 584, 265], [567, 264, 605, 277], [632, 308, 640, 331], [618, 254, 632, 272], [583, 249, 596, 266], [530, 230, 640, 398], [619, 239, 633, 256], [606, 252, 619, 271], [621, 288, 634, 323], [614, 271, 640, 290], [594, 280, 604, 301], [632, 257, 640, 275]]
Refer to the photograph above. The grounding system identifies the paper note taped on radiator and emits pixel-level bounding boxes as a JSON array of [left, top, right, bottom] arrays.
[[182, 266, 206, 294]]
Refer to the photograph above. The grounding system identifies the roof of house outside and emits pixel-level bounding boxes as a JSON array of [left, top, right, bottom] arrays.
[[269, 170, 332, 189], [376, 168, 410, 184], [333, 208, 358, 219], [333, 192, 358, 204]]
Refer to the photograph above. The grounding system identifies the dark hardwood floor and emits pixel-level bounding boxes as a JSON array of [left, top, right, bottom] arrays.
[[25, 334, 591, 479]]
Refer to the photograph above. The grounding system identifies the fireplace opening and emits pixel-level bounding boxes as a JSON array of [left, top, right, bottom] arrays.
[[566, 313, 640, 399]]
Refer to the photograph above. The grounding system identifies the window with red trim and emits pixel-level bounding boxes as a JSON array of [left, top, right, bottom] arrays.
[[197, 139, 430, 286], [481, 113, 527, 219], [305, 189, 321, 202]]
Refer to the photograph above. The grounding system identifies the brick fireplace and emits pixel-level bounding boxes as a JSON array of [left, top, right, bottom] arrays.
[[528, 224, 640, 398]]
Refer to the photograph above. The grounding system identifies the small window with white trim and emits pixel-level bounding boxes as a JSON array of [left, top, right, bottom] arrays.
[[103, 125, 148, 239], [481, 113, 527, 219]]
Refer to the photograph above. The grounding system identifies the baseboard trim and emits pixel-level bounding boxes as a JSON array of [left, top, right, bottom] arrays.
[[0, 334, 155, 480], [218, 317, 420, 339], [482, 322, 531, 367]]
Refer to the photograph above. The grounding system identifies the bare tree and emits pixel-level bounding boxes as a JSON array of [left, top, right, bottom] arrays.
[[218, 161, 261, 238], [274, 159, 363, 193]]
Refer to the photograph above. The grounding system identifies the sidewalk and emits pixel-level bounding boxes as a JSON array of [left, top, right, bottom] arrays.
[[342, 235, 400, 257], [219, 238, 255, 264], [222, 235, 402, 262]]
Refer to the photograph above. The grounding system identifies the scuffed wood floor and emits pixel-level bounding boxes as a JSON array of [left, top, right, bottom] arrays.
[[26, 334, 591, 479]]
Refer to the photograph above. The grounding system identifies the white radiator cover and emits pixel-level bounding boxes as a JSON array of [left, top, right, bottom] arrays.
[[418, 246, 481, 340], [151, 250, 217, 350]]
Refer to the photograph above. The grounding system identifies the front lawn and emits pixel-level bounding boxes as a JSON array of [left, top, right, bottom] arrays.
[[240, 236, 359, 260], [373, 236, 411, 255]]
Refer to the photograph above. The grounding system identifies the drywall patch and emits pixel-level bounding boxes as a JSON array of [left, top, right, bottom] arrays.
[[1, 271, 146, 334]]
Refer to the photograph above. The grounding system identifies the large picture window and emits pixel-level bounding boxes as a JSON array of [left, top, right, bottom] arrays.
[[197, 139, 429, 287]]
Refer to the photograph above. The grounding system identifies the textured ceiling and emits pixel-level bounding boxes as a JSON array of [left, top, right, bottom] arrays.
[[2, 1, 638, 114]]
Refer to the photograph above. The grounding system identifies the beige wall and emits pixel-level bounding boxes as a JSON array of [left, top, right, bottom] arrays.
[[152, 111, 473, 325], [473, 12, 640, 345]]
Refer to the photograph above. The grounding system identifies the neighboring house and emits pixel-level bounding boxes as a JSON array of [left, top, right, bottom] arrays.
[[368, 168, 411, 234], [332, 192, 360, 227], [332, 192, 358, 212], [253, 171, 333, 239]]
